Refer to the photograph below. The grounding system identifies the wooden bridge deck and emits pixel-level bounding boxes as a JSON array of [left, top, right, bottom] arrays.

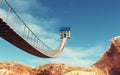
[[0, 18, 50, 58]]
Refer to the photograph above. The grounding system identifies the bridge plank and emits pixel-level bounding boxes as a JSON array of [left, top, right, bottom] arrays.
[[0, 18, 50, 58]]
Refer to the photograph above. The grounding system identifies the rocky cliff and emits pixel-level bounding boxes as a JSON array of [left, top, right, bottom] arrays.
[[35, 63, 94, 75], [0, 36, 120, 75], [92, 36, 120, 75], [0, 62, 36, 75]]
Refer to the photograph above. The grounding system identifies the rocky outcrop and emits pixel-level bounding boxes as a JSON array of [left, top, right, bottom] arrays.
[[35, 63, 94, 75], [0, 36, 120, 75], [93, 36, 120, 75], [35, 36, 120, 75], [0, 62, 37, 75], [63, 71, 96, 75]]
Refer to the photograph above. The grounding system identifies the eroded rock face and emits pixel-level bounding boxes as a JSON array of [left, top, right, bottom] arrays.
[[63, 71, 97, 75], [0, 36, 120, 75], [93, 36, 120, 75], [35, 63, 94, 75], [0, 62, 37, 75]]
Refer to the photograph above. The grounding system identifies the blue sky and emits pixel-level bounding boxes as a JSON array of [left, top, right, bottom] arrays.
[[0, 0, 120, 67]]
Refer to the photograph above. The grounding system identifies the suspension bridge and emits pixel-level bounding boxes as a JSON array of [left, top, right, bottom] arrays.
[[0, 0, 70, 58]]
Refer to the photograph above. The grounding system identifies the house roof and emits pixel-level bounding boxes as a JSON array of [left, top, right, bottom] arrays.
[[60, 27, 71, 31]]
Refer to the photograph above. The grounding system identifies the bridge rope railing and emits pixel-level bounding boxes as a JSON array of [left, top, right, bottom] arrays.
[[0, 0, 59, 57]]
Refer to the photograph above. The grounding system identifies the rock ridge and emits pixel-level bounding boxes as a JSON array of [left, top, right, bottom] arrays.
[[0, 36, 120, 75]]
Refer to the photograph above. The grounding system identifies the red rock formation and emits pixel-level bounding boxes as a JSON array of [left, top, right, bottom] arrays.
[[0, 62, 37, 75], [0, 36, 120, 75], [35, 36, 120, 75], [93, 36, 120, 75], [35, 63, 94, 75]]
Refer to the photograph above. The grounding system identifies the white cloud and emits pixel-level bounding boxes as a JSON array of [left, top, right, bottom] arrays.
[[28, 44, 107, 67], [50, 45, 106, 66], [21, 13, 60, 30], [7, 0, 48, 14], [27, 22, 60, 48]]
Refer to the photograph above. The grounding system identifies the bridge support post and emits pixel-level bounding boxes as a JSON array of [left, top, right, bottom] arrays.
[[0, 0, 3, 7], [17, 21, 22, 34], [6, 7, 11, 22], [11, 15, 17, 28]]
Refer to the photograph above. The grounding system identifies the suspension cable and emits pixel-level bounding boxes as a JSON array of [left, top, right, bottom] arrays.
[[4, 0, 53, 50]]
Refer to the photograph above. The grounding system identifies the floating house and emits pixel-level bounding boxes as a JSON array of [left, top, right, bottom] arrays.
[[60, 27, 71, 39]]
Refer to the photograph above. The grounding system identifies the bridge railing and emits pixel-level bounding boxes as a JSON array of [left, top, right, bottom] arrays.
[[0, 0, 55, 56]]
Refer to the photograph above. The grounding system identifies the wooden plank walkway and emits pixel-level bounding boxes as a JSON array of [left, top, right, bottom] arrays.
[[0, 18, 50, 58]]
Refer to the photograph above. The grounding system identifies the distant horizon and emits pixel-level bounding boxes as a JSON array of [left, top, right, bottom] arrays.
[[0, 0, 120, 67]]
